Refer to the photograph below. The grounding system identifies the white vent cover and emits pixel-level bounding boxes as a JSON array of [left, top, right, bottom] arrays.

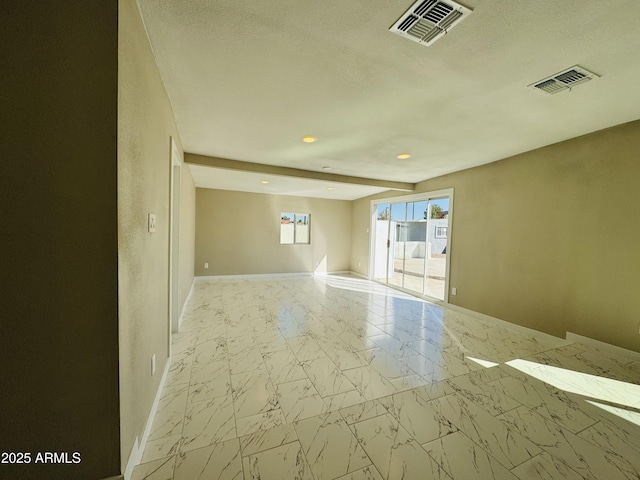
[[530, 66, 600, 95], [390, 0, 472, 47]]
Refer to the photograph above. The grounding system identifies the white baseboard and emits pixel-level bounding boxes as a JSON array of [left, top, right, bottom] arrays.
[[346, 271, 369, 280], [196, 271, 369, 281], [445, 303, 569, 347], [123, 435, 140, 479], [178, 278, 195, 330], [565, 332, 640, 362], [312, 270, 353, 277], [196, 272, 313, 281], [123, 359, 171, 480]]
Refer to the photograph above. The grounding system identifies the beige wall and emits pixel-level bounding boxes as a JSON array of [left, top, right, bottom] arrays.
[[351, 198, 372, 275], [118, 0, 188, 470], [195, 189, 352, 275], [180, 165, 197, 311], [352, 120, 640, 352]]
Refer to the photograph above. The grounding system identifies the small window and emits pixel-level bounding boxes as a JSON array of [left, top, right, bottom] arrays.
[[280, 213, 310, 244], [435, 226, 447, 239]]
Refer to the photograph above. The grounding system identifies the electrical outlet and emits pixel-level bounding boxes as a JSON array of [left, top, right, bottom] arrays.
[[358, 262, 361, 267], [204, 262, 209, 269], [451, 287, 457, 296], [148, 213, 156, 233], [151, 354, 156, 376]]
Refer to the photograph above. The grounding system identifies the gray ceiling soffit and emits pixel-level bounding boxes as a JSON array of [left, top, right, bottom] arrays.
[[185, 153, 416, 191]]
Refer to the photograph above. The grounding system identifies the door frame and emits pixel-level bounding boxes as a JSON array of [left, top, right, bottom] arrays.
[[368, 188, 454, 304], [168, 137, 182, 346]]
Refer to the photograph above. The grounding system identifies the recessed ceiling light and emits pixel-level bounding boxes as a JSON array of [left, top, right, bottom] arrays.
[[302, 136, 317, 143], [397, 153, 411, 159], [260, 180, 269, 184], [327, 187, 334, 190], [322, 166, 332, 171]]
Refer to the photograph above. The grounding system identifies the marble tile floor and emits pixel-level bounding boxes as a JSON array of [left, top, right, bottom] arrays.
[[132, 275, 640, 480]]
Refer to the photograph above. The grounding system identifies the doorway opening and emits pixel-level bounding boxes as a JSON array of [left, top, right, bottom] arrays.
[[370, 189, 453, 302]]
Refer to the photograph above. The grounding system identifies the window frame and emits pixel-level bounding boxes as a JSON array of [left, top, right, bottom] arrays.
[[280, 212, 310, 245]]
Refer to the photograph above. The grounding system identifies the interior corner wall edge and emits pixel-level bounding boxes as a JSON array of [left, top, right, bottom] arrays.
[[0, 1, 120, 479], [118, 0, 190, 472], [352, 119, 640, 353], [195, 189, 352, 276]]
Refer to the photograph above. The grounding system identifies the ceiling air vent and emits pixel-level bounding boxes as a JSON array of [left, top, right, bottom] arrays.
[[530, 66, 600, 95], [390, 0, 472, 47]]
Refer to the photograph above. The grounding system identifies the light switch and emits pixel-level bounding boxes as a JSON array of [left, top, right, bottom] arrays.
[[148, 213, 156, 233]]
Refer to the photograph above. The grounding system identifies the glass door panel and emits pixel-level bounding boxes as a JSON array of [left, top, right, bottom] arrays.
[[424, 197, 449, 300], [389, 203, 407, 289], [402, 200, 428, 295]]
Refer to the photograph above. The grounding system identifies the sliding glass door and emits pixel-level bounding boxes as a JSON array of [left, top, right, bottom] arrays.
[[371, 191, 453, 302]]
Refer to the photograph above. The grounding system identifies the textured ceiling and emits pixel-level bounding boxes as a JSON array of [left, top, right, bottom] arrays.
[[138, 0, 640, 190]]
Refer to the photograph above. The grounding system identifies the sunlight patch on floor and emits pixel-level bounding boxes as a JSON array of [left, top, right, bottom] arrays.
[[506, 358, 640, 410], [466, 356, 500, 368], [586, 400, 640, 427]]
